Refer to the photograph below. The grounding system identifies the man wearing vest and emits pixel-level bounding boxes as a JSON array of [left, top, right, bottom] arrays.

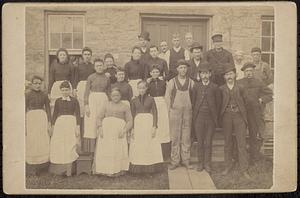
[[167, 33, 190, 80], [188, 42, 204, 82], [192, 62, 221, 172], [165, 59, 194, 170], [158, 40, 170, 69], [238, 62, 273, 164], [220, 64, 251, 179], [184, 32, 194, 60], [203, 33, 235, 86]]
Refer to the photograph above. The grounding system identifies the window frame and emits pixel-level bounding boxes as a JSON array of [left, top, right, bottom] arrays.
[[44, 11, 86, 90], [260, 16, 274, 69]]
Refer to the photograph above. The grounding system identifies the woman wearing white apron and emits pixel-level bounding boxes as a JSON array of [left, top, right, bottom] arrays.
[[129, 81, 164, 173], [93, 88, 133, 176], [147, 65, 171, 162], [25, 76, 51, 175], [49, 81, 80, 176], [83, 58, 110, 153], [73, 47, 95, 153], [124, 46, 146, 98], [49, 48, 74, 113]]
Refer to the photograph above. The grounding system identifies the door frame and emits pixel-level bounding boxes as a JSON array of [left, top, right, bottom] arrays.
[[140, 13, 213, 50]]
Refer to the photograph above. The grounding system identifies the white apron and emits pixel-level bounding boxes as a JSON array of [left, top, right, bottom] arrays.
[[128, 79, 142, 98], [26, 110, 50, 164], [76, 80, 87, 117], [50, 115, 78, 164], [154, 97, 170, 143], [129, 113, 163, 165], [121, 100, 130, 107], [93, 117, 129, 175], [84, 92, 108, 139]]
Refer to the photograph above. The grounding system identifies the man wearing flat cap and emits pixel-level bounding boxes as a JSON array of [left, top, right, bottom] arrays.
[[203, 33, 235, 86], [138, 31, 151, 64], [165, 59, 194, 170], [251, 47, 273, 85], [238, 62, 273, 165], [219, 64, 250, 179], [188, 42, 204, 82], [191, 62, 221, 172]]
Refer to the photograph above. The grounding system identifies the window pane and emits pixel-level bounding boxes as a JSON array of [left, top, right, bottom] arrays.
[[73, 17, 83, 32], [271, 37, 274, 52], [49, 16, 63, 33], [62, 33, 72, 48], [50, 33, 61, 49], [261, 53, 270, 64], [262, 37, 271, 52], [73, 32, 83, 49], [262, 21, 271, 36], [272, 22, 274, 36], [61, 16, 73, 33], [271, 54, 274, 68]]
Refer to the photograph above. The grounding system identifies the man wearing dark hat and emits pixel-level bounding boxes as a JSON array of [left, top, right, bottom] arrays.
[[251, 47, 273, 85], [219, 64, 250, 179], [145, 45, 169, 80], [192, 62, 221, 172], [188, 42, 204, 82], [138, 31, 151, 64], [203, 33, 235, 86], [238, 62, 273, 164], [165, 59, 194, 170]]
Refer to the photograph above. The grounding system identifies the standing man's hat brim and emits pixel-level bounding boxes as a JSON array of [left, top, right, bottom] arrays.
[[190, 42, 203, 52], [138, 31, 150, 41], [241, 62, 256, 71], [198, 62, 211, 72], [211, 33, 223, 42], [176, 59, 190, 68], [251, 47, 262, 53], [222, 64, 236, 74]]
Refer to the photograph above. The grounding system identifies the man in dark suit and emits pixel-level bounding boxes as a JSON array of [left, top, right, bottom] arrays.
[[188, 42, 204, 82], [203, 33, 235, 86], [220, 64, 250, 179], [238, 62, 273, 164], [192, 62, 221, 172]]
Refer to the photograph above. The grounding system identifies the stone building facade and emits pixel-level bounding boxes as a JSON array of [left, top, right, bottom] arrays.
[[25, 4, 274, 88]]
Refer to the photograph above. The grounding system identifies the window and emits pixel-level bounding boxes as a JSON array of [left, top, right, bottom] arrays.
[[48, 14, 85, 52], [261, 16, 274, 68]]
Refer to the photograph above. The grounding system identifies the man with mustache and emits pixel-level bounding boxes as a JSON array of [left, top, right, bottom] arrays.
[[220, 64, 250, 179], [191, 62, 221, 172], [188, 42, 204, 82], [238, 62, 273, 165]]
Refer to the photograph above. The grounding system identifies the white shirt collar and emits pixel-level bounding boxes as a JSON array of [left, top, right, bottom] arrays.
[[173, 46, 182, 52], [62, 96, 71, 101], [202, 81, 210, 86], [226, 83, 235, 90]]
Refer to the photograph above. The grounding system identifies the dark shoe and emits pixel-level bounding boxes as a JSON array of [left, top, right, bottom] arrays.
[[197, 164, 204, 172], [168, 164, 179, 170], [204, 165, 212, 173], [221, 166, 233, 176], [183, 163, 193, 169]]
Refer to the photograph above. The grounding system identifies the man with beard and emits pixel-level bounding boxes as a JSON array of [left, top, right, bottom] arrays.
[[203, 33, 235, 86], [238, 62, 273, 164], [219, 64, 250, 179], [192, 62, 221, 172]]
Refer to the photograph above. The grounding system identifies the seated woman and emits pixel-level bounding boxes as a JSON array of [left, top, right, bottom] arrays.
[[49, 81, 80, 176], [129, 80, 164, 173], [93, 88, 133, 177]]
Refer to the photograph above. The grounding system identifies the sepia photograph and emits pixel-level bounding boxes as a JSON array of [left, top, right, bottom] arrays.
[[2, 2, 297, 194]]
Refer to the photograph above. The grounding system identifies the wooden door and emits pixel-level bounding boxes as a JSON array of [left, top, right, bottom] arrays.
[[142, 18, 209, 52]]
